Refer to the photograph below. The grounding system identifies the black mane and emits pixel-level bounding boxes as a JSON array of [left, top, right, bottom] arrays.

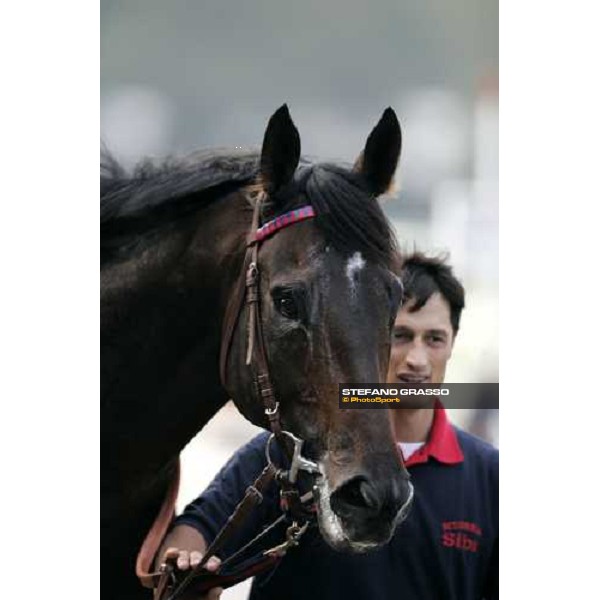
[[100, 149, 260, 265], [101, 149, 261, 223], [101, 150, 398, 269]]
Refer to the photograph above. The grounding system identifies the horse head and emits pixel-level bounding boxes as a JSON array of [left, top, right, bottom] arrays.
[[223, 105, 413, 552]]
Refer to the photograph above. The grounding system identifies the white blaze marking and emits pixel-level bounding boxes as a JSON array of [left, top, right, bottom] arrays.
[[345, 251, 365, 297]]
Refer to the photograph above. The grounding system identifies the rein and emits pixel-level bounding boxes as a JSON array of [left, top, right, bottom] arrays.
[[136, 192, 321, 599]]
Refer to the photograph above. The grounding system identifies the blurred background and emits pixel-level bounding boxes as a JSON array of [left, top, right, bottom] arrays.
[[102, 2, 498, 595]]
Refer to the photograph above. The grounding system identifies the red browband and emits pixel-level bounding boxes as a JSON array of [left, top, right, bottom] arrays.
[[254, 206, 316, 242]]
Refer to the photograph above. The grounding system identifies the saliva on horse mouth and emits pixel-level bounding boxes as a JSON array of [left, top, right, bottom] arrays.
[[395, 480, 415, 525]]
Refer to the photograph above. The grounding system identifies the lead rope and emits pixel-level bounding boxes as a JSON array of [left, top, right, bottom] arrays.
[[134, 462, 181, 591]]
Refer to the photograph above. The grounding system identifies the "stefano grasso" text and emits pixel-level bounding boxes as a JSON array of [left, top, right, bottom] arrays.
[[341, 388, 450, 396]]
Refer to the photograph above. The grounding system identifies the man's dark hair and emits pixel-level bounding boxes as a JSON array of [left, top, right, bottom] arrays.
[[399, 252, 465, 334]]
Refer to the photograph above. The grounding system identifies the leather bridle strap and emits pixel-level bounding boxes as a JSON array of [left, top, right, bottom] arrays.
[[135, 461, 181, 589], [245, 230, 283, 437], [164, 492, 315, 599], [219, 192, 308, 441], [163, 463, 278, 600], [218, 204, 256, 390], [135, 462, 277, 594]]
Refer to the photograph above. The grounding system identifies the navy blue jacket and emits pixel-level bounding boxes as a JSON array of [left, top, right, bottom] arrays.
[[176, 408, 498, 600]]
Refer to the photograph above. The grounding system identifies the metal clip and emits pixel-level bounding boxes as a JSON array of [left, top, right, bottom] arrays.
[[286, 521, 308, 545], [263, 521, 309, 558], [265, 431, 321, 481]]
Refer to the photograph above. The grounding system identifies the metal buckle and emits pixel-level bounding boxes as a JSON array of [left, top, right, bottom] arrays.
[[264, 402, 279, 416], [246, 262, 259, 285]]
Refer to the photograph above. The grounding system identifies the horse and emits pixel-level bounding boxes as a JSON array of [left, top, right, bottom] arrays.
[[101, 105, 413, 599]]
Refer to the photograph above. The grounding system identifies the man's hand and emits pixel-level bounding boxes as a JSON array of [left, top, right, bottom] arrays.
[[160, 548, 223, 600], [156, 525, 223, 600], [162, 547, 221, 573]]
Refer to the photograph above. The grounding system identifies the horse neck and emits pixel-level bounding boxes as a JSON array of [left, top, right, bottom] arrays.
[[101, 189, 250, 497]]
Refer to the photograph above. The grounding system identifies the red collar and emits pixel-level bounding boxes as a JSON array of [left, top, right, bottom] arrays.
[[403, 401, 464, 467]]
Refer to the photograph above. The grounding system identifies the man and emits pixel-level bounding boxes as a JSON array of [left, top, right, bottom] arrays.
[[159, 253, 499, 600]]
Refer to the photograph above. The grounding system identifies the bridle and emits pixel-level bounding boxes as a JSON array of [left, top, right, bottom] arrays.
[[137, 191, 323, 600], [218, 191, 316, 443]]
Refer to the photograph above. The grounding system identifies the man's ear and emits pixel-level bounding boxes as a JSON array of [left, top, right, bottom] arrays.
[[260, 104, 301, 197], [353, 107, 402, 196]]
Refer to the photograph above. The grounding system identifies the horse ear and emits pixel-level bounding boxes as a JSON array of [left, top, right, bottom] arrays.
[[260, 104, 301, 197], [354, 107, 402, 196]]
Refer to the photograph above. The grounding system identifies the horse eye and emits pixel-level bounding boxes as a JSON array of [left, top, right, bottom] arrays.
[[273, 291, 299, 320]]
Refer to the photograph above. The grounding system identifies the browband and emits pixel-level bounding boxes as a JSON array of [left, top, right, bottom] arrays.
[[254, 205, 316, 242]]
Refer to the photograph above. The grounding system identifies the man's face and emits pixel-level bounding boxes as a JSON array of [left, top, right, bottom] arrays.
[[386, 292, 455, 385]]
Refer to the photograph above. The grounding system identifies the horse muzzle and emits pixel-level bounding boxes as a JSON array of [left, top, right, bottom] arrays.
[[326, 473, 414, 550]]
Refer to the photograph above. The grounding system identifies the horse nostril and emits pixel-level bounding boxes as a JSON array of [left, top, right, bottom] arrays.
[[358, 480, 379, 510], [330, 477, 381, 519]]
